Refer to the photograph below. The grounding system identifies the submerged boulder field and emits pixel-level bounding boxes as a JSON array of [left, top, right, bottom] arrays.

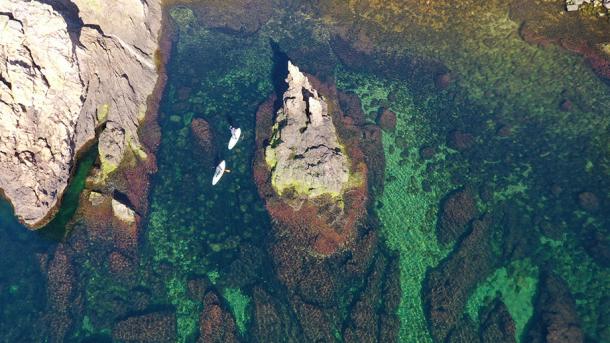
[[0, 0, 162, 228]]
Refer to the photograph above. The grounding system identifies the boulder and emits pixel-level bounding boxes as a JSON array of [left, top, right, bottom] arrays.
[[438, 188, 478, 244], [447, 130, 475, 151], [376, 108, 397, 132], [111, 199, 136, 224]]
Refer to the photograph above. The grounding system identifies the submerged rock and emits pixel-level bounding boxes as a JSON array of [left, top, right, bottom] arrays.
[[577, 191, 600, 212], [448, 130, 475, 151], [425, 217, 498, 342], [480, 299, 517, 343], [198, 291, 239, 343], [0, 0, 161, 228], [435, 72, 452, 89], [438, 188, 478, 244], [265, 62, 350, 199], [376, 108, 397, 132], [112, 311, 177, 343], [527, 273, 584, 343]]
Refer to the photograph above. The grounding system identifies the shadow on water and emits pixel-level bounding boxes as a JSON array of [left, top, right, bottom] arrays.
[[270, 40, 290, 110]]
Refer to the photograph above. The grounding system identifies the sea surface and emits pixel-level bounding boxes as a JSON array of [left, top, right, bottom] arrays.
[[1, 1, 609, 342]]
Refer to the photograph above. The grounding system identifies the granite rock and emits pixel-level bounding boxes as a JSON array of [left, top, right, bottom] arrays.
[[265, 62, 350, 198], [0, 0, 161, 228]]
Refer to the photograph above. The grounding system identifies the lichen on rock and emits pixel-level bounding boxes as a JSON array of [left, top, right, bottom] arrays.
[[265, 62, 350, 199]]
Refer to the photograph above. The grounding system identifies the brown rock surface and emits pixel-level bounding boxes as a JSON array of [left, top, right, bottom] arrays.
[[112, 311, 177, 343], [527, 273, 584, 343], [197, 291, 239, 343], [438, 188, 478, 244]]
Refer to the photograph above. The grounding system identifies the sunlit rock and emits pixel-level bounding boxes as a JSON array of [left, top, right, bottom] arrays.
[[265, 61, 350, 199], [0, 0, 162, 228]]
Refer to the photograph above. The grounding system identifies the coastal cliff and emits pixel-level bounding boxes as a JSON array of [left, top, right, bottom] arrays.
[[0, 0, 162, 228]]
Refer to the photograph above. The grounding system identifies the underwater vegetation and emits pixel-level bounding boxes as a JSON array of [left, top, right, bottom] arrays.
[[0, 0, 609, 342]]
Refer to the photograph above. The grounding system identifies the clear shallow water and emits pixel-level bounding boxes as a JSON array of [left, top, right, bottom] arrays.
[[1, 2, 609, 342]]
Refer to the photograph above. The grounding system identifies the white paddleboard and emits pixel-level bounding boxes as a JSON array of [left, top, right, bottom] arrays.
[[228, 127, 241, 150], [212, 160, 226, 185]]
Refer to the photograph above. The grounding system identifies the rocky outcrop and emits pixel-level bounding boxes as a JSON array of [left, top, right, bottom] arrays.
[[0, 0, 161, 228], [252, 61, 399, 341], [265, 61, 350, 199], [255, 62, 369, 255]]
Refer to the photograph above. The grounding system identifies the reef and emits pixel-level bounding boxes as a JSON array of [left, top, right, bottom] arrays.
[[197, 291, 239, 343], [424, 217, 499, 342], [0, 0, 162, 228]]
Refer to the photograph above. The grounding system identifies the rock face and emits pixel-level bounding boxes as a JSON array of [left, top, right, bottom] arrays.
[[265, 62, 350, 199], [0, 0, 161, 228], [111, 199, 136, 224]]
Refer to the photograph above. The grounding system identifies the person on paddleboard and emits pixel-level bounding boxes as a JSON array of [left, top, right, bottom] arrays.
[[212, 160, 231, 185], [228, 126, 241, 150]]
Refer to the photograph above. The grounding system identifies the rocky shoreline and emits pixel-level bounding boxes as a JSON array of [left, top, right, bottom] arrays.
[[0, 0, 163, 228]]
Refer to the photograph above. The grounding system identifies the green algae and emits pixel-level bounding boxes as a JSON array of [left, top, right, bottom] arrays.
[[41, 144, 98, 238], [167, 277, 201, 340], [97, 104, 109, 123], [337, 68, 454, 343], [466, 259, 539, 342], [222, 287, 251, 334], [140, 7, 275, 341]]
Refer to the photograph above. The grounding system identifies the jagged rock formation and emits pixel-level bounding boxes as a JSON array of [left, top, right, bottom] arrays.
[[265, 61, 350, 199], [255, 63, 370, 255], [0, 0, 161, 228]]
